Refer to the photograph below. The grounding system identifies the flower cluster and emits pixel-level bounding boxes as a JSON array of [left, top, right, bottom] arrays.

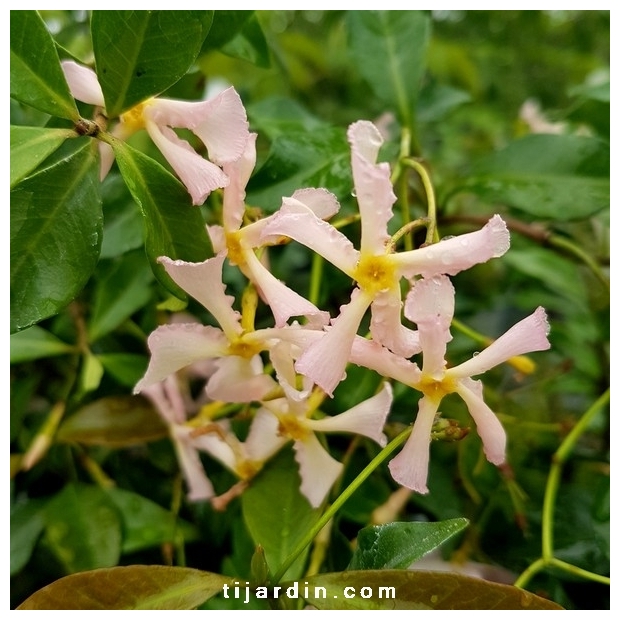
[[68, 61, 551, 508]]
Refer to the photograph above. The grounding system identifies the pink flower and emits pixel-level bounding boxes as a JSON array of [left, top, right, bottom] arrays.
[[61, 60, 250, 205], [260, 120, 511, 396], [387, 275, 551, 493]]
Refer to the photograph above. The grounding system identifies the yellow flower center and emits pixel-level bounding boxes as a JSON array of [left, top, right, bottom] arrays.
[[120, 100, 152, 133], [417, 373, 458, 402], [235, 459, 262, 480], [227, 337, 263, 359], [225, 231, 246, 267], [277, 414, 310, 442], [353, 253, 395, 294]]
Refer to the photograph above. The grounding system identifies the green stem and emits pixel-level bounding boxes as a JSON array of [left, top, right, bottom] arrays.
[[548, 234, 609, 292], [401, 159, 437, 244], [309, 253, 324, 307], [270, 427, 412, 584]]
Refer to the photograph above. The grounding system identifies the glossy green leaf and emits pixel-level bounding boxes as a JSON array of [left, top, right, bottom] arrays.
[[221, 13, 270, 68], [241, 449, 320, 581], [348, 519, 469, 570], [201, 11, 253, 51], [43, 484, 122, 574], [10, 325, 75, 363], [10, 140, 102, 333], [247, 127, 350, 211], [17, 565, 232, 610], [347, 11, 430, 126], [11, 499, 47, 575], [302, 570, 563, 610], [105, 487, 199, 554], [57, 395, 168, 447], [91, 11, 214, 117], [10, 10, 78, 120], [88, 251, 153, 342], [97, 353, 148, 388], [460, 134, 609, 220], [78, 351, 105, 395], [111, 139, 212, 298], [10, 126, 75, 188]]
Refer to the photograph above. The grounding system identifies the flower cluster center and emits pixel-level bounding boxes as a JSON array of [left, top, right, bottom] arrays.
[[417, 373, 458, 402], [225, 231, 246, 267], [120, 100, 151, 133], [277, 414, 310, 441], [227, 338, 263, 359], [353, 254, 395, 294]]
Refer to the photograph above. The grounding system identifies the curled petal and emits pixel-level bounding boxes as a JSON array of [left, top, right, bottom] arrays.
[[98, 142, 115, 180], [134, 324, 229, 393], [244, 408, 288, 463], [296, 288, 373, 396], [222, 133, 257, 232], [140, 375, 187, 425], [370, 288, 421, 358], [455, 378, 506, 465], [307, 382, 392, 447], [286, 188, 340, 220], [348, 120, 395, 255], [61, 60, 105, 107], [206, 356, 278, 403], [159, 255, 242, 340], [260, 205, 359, 277], [191, 423, 239, 472], [206, 224, 227, 254], [388, 396, 440, 494], [146, 121, 229, 205], [448, 307, 550, 380], [242, 249, 329, 328], [392, 215, 511, 279], [294, 433, 343, 508], [270, 340, 313, 403]]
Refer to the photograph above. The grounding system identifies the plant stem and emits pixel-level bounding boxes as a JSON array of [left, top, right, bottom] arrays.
[[270, 426, 412, 584]]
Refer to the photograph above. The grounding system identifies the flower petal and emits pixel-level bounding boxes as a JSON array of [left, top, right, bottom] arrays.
[[140, 375, 187, 425], [307, 382, 392, 446], [370, 288, 421, 357], [348, 121, 395, 255], [222, 133, 257, 232], [294, 433, 343, 508], [388, 396, 440, 493], [448, 307, 550, 380], [61, 61, 105, 107], [146, 120, 229, 205], [134, 324, 229, 393], [296, 288, 373, 396], [455, 378, 506, 465], [260, 204, 359, 277], [159, 254, 242, 340], [206, 355, 278, 403], [392, 215, 511, 279], [405, 275, 455, 376], [244, 407, 288, 463], [170, 426, 215, 501]]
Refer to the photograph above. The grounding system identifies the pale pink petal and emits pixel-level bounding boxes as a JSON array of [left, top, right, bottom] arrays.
[[260, 206, 359, 277], [170, 426, 215, 501], [244, 407, 288, 463], [296, 288, 373, 396], [448, 307, 550, 380], [222, 133, 257, 232], [146, 120, 229, 205], [134, 324, 229, 393], [294, 433, 343, 508], [206, 224, 227, 254], [61, 60, 105, 107], [455, 378, 506, 465], [391, 215, 511, 279], [370, 288, 421, 357], [98, 142, 115, 180], [405, 276, 455, 376], [388, 396, 440, 493], [348, 121, 395, 255], [140, 375, 186, 425], [286, 188, 340, 219], [206, 355, 278, 403], [192, 424, 239, 472], [159, 255, 242, 340], [269, 340, 313, 402], [349, 336, 422, 387], [241, 248, 330, 328], [307, 382, 392, 446]]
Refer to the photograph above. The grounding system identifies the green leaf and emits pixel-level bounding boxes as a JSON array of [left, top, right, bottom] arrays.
[[97, 353, 148, 388], [348, 519, 469, 570], [241, 449, 320, 581], [201, 11, 253, 51], [221, 13, 270, 68], [10, 126, 75, 188], [11, 498, 47, 575], [88, 251, 153, 342], [10, 10, 79, 119], [43, 484, 122, 574], [10, 325, 75, 363], [347, 11, 430, 126], [111, 139, 212, 298], [91, 11, 214, 117], [302, 570, 563, 610], [57, 395, 168, 447], [459, 134, 609, 220], [247, 127, 350, 211], [105, 487, 199, 554], [17, 565, 232, 610], [10, 140, 102, 333]]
